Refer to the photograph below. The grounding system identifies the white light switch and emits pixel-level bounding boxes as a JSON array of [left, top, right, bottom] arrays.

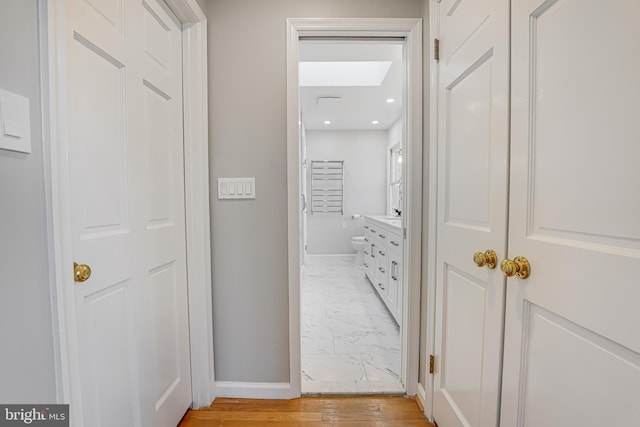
[[0, 88, 31, 153], [217, 178, 256, 200]]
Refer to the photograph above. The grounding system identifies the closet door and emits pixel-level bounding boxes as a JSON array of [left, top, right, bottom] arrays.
[[501, 0, 640, 425], [432, 0, 510, 424]]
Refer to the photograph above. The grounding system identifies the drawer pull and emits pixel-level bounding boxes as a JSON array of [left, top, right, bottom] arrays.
[[390, 240, 399, 246], [364, 238, 369, 242], [378, 250, 385, 256], [378, 282, 385, 290], [364, 225, 369, 229], [364, 250, 369, 255], [379, 234, 386, 239], [370, 229, 376, 233], [379, 267, 385, 273], [364, 262, 369, 267]]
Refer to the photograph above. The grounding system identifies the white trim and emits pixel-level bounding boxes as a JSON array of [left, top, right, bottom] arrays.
[[165, 0, 206, 24], [422, 0, 441, 419], [40, 0, 213, 420], [400, 18, 423, 398], [417, 382, 428, 417], [181, 13, 215, 409], [40, 2, 84, 421], [215, 382, 296, 400], [286, 19, 302, 399], [286, 18, 423, 398]]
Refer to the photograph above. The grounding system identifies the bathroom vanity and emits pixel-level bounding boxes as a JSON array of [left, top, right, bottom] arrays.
[[363, 216, 403, 325]]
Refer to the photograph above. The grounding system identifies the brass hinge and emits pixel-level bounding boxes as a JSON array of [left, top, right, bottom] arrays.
[[434, 38, 440, 61], [429, 355, 435, 374]]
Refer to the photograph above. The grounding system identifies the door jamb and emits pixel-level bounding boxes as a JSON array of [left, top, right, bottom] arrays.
[[39, 0, 215, 418], [286, 18, 423, 397]]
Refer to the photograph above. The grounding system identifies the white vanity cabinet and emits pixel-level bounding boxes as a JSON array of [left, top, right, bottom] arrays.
[[364, 216, 402, 324]]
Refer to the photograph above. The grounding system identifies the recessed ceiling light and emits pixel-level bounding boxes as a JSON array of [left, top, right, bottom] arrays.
[[372, 120, 379, 125], [386, 98, 395, 103], [324, 120, 331, 125]]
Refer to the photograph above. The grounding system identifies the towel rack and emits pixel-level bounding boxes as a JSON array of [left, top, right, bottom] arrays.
[[310, 160, 343, 214]]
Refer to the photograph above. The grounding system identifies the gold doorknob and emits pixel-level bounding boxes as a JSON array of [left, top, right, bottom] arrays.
[[74, 262, 92, 282], [500, 256, 531, 279], [473, 250, 497, 269]]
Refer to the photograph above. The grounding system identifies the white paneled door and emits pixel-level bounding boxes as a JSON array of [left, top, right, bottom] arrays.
[[67, 0, 191, 426], [501, 0, 640, 425], [433, 0, 510, 425]]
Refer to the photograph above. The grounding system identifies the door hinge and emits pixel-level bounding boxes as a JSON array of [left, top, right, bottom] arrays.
[[434, 38, 440, 61], [429, 355, 435, 374], [403, 227, 407, 239]]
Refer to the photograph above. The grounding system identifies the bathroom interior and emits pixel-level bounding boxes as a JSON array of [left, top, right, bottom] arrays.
[[298, 39, 407, 394]]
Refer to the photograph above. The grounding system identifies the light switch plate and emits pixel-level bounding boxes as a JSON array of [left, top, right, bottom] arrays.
[[0, 88, 31, 153], [218, 177, 256, 199]]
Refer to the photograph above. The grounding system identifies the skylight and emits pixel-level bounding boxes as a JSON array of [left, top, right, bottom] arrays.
[[299, 61, 393, 87]]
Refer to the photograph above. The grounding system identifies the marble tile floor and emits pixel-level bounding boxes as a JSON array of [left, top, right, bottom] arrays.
[[301, 255, 404, 394]]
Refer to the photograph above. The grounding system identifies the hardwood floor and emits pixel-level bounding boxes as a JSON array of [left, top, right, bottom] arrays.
[[178, 396, 435, 426]]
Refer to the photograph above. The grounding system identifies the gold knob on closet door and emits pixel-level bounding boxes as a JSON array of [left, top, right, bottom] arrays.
[[74, 262, 92, 283], [473, 250, 497, 269], [500, 256, 531, 279]]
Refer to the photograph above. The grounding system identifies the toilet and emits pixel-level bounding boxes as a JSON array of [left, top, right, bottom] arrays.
[[351, 235, 366, 264]]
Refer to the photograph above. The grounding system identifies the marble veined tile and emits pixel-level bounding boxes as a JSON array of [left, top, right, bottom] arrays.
[[302, 353, 366, 382], [362, 353, 401, 382], [300, 258, 403, 394], [333, 330, 401, 356]]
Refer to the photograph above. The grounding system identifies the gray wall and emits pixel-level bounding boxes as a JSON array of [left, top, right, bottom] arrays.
[[306, 130, 387, 255], [0, 0, 57, 403], [207, 0, 424, 383]]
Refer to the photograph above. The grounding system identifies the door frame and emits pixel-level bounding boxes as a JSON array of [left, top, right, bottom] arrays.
[[286, 18, 423, 397], [38, 0, 215, 419]]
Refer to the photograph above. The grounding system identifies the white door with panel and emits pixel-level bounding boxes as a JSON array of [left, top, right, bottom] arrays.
[[500, 0, 640, 425], [67, 0, 191, 425], [433, 0, 510, 424]]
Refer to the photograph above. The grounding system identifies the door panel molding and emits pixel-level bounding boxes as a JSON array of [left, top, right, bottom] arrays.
[[38, 1, 213, 422]]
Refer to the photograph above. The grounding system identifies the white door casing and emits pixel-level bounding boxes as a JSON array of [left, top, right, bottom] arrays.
[[286, 18, 423, 398], [40, 0, 212, 424], [432, 0, 510, 424], [500, 0, 640, 425]]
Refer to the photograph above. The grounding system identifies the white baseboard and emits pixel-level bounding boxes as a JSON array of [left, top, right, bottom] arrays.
[[214, 381, 297, 399], [305, 254, 356, 265]]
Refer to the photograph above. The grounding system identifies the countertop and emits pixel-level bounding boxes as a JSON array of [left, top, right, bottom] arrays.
[[365, 215, 402, 230]]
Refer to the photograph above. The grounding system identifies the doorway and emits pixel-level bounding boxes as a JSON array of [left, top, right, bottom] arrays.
[[286, 18, 423, 397], [298, 39, 406, 394]]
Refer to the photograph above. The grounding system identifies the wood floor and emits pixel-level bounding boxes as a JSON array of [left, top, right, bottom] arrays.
[[178, 396, 435, 426]]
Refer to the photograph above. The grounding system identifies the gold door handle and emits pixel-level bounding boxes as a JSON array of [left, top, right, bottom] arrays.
[[74, 262, 92, 282], [473, 250, 497, 269], [500, 256, 531, 279]]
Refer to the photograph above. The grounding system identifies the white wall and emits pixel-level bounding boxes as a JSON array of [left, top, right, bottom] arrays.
[[207, 0, 424, 384], [0, 0, 57, 403], [306, 130, 387, 255], [386, 117, 404, 215]]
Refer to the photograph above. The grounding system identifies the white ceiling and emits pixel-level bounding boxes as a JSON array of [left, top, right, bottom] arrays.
[[299, 41, 404, 131]]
